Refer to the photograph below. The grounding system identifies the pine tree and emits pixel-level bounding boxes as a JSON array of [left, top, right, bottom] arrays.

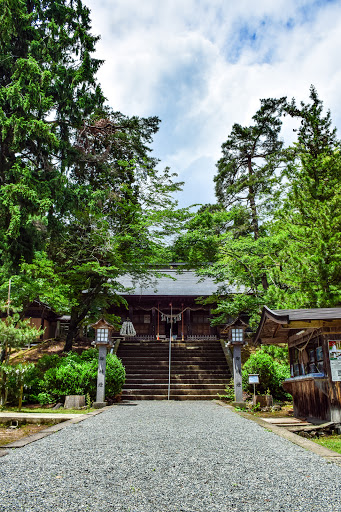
[[0, 0, 105, 268], [214, 98, 285, 292]]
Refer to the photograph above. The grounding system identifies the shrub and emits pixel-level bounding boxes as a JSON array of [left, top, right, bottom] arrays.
[[37, 392, 54, 405], [28, 350, 126, 402], [105, 354, 126, 397], [242, 347, 291, 400], [1, 363, 35, 407]]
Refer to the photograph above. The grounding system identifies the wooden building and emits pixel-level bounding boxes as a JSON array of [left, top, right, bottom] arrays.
[[254, 306, 341, 423], [2, 301, 65, 341], [110, 268, 239, 340]]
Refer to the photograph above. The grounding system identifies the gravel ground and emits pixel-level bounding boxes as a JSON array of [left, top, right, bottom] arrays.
[[0, 401, 341, 512]]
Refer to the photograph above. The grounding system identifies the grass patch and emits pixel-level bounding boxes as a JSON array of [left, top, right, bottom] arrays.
[[0, 422, 53, 447], [1, 406, 94, 414], [311, 435, 341, 454]]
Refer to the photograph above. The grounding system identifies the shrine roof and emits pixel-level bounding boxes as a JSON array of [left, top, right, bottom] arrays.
[[118, 269, 242, 297], [253, 306, 341, 346]]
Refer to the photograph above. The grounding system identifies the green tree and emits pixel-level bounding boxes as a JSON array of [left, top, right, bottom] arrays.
[[0, 0, 185, 352], [214, 98, 285, 250], [268, 87, 341, 307], [0, 0, 105, 270], [0, 314, 41, 405], [205, 88, 341, 325]]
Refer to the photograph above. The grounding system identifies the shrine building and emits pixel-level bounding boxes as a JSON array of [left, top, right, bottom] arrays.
[[109, 266, 239, 340]]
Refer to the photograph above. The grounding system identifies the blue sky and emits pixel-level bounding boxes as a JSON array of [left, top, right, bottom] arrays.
[[86, 0, 341, 207]]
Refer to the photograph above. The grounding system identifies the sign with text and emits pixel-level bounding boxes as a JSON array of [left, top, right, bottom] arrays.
[[329, 340, 341, 382], [248, 374, 259, 384]]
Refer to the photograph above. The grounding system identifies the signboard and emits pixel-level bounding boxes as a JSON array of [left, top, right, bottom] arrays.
[[329, 340, 341, 382], [248, 374, 259, 384]]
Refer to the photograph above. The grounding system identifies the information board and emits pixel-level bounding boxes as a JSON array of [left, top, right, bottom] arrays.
[[248, 374, 259, 384], [329, 341, 341, 382]]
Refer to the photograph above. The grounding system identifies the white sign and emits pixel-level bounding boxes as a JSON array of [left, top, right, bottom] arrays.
[[248, 374, 259, 384], [329, 341, 341, 382]]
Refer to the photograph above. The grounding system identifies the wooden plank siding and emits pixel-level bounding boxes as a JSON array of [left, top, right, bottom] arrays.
[[283, 377, 331, 421], [254, 307, 341, 423]]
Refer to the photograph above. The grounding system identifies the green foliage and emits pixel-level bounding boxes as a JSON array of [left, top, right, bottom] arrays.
[[37, 392, 54, 405], [0, 314, 43, 363], [214, 97, 285, 242], [23, 350, 125, 402], [242, 348, 290, 400], [0, 0, 186, 352], [0, 362, 34, 406], [217, 378, 235, 402], [190, 87, 341, 328]]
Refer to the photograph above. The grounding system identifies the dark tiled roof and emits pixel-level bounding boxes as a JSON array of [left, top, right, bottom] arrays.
[[118, 270, 241, 297]]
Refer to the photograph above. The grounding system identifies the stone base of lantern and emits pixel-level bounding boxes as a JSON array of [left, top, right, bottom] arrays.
[[93, 401, 107, 409]]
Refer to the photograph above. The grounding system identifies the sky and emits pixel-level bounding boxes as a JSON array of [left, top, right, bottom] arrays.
[[85, 0, 341, 208]]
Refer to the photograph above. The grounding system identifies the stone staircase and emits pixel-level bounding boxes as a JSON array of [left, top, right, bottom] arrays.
[[116, 339, 231, 400]]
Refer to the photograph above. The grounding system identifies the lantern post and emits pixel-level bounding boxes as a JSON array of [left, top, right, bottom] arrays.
[[91, 318, 114, 409], [222, 317, 249, 406]]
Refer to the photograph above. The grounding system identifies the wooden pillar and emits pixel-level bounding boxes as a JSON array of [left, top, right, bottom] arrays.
[[151, 307, 156, 336], [186, 309, 191, 337]]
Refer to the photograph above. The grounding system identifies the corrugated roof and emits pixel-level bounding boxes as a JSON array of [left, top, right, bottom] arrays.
[[118, 270, 242, 297], [273, 308, 341, 321], [253, 306, 341, 345]]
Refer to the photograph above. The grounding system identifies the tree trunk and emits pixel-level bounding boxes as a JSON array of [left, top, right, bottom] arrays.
[[247, 157, 260, 241], [64, 312, 80, 352], [63, 280, 105, 352], [247, 157, 269, 291]]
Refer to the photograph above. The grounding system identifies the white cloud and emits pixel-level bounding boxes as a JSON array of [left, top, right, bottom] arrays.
[[85, 0, 341, 206]]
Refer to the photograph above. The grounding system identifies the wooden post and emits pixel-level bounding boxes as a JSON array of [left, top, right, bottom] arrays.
[[151, 307, 156, 337], [186, 309, 191, 337]]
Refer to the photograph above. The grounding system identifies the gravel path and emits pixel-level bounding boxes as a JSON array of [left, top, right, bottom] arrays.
[[1, 401, 341, 512]]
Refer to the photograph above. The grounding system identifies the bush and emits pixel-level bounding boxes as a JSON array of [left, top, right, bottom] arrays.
[[37, 392, 54, 405], [242, 347, 291, 401], [1, 363, 35, 407], [24, 350, 126, 403], [105, 354, 126, 397]]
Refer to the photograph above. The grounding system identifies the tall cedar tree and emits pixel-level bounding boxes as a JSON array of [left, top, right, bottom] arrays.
[[269, 86, 341, 307], [0, 1, 184, 351], [214, 98, 285, 291], [0, 0, 105, 268]]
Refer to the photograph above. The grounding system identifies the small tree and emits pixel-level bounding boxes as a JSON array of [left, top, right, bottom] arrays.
[[0, 312, 42, 405]]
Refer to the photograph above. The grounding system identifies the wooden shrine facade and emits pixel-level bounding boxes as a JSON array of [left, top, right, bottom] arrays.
[[111, 297, 217, 340], [109, 268, 237, 340], [254, 306, 341, 423]]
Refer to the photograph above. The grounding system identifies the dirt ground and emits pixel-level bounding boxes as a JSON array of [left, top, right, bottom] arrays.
[[252, 403, 294, 418], [0, 423, 51, 447], [10, 337, 92, 364]]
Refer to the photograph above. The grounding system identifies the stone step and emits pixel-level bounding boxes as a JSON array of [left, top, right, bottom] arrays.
[[120, 356, 225, 362], [117, 336, 230, 401], [125, 378, 228, 384], [123, 383, 226, 390], [123, 362, 229, 367], [121, 388, 222, 396], [121, 395, 218, 401]]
